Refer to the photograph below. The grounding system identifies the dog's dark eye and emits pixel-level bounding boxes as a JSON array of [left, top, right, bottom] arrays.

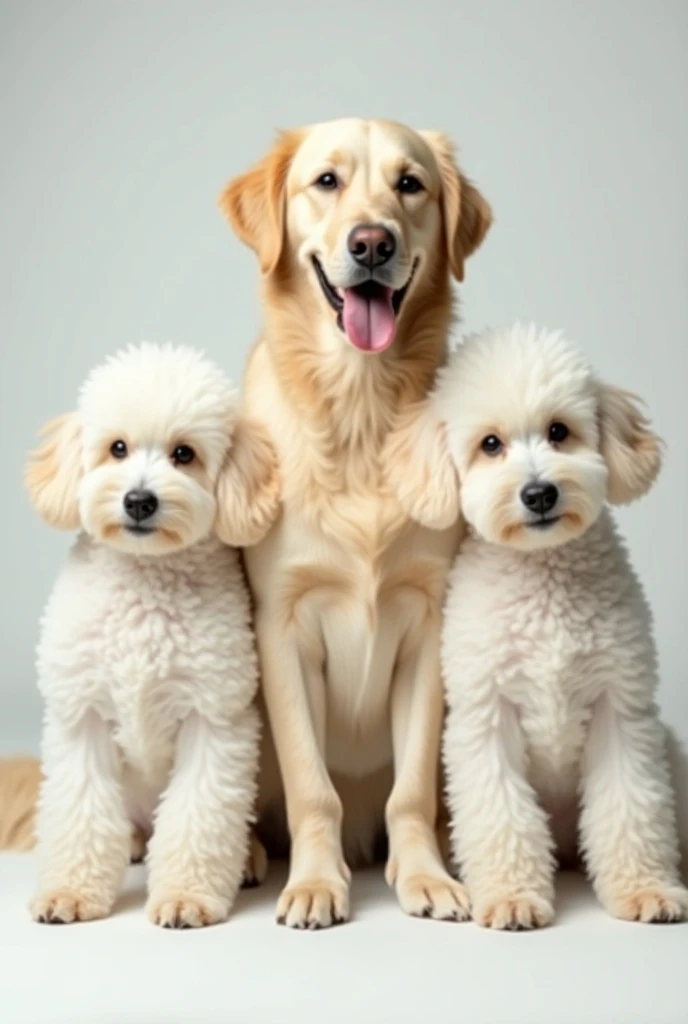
[[110, 440, 128, 459], [172, 445, 195, 465], [549, 422, 569, 444], [314, 172, 339, 190], [480, 435, 504, 456], [397, 174, 424, 195]]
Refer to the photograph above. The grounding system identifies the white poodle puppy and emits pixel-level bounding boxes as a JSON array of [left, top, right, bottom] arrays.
[[25, 342, 279, 928], [386, 324, 688, 929]]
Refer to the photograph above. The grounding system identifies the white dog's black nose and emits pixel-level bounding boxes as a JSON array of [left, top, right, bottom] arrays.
[[123, 489, 158, 522], [348, 224, 396, 269], [520, 482, 559, 515]]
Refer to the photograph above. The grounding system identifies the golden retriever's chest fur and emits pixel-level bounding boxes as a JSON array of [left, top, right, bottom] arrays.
[[250, 498, 458, 778], [244, 341, 460, 778]]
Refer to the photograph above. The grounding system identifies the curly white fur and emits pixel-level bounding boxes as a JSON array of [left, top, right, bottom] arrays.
[[26, 343, 277, 928], [444, 512, 687, 927], [414, 324, 687, 928]]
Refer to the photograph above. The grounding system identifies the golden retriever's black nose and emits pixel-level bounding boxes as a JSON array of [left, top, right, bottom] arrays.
[[348, 224, 396, 268], [123, 489, 159, 522], [520, 482, 559, 515]]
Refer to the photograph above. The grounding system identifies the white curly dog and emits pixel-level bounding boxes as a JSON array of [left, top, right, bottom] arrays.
[[387, 324, 688, 928], [25, 343, 279, 928]]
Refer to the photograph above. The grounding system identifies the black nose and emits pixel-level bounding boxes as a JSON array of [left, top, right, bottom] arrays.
[[347, 223, 396, 269], [123, 489, 158, 522], [520, 482, 559, 515]]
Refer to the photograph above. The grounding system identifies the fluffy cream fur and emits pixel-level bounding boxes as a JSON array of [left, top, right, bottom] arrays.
[[387, 324, 688, 928], [220, 118, 492, 928], [25, 343, 279, 928]]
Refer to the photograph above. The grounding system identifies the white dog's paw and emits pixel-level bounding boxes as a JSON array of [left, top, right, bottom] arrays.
[[394, 871, 471, 922], [241, 832, 268, 889], [147, 890, 228, 929], [604, 884, 688, 924], [31, 888, 110, 924], [473, 891, 555, 930], [276, 878, 350, 929]]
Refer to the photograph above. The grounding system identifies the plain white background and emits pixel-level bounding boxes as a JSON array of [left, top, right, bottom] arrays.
[[1, 5, 687, 1023]]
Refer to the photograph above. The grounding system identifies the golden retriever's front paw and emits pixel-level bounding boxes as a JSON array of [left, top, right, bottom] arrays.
[[241, 832, 268, 889], [31, 888, 110, 924], [395, 871, 471, 922], [603, 884, 688, 923], [473, 890, 554, 930], [146, 890, 228, 929], [276, 878, 350, 929]]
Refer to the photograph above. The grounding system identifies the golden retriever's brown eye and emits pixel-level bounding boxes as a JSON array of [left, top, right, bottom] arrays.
[[480, 435, 503, 456], [172, 445, 195, 465], [110, 440, 128, 459], [548, 422, 569, 444], [397, 174, 424, 195], [314, 172, 339, 190]]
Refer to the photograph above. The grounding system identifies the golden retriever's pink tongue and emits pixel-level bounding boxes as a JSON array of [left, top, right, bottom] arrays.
[[342, 287, 396, 352]]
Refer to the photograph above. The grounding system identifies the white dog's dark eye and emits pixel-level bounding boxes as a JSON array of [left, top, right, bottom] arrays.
[[172, 445, 195, 465], [110, 440, 128, 459], [549, 422, 569, 444], [314, 172, 338, 190], [480, 435, 503, 456], [397, 174, 424, 195]]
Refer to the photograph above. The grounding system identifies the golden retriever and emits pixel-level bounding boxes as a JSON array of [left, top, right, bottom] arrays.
[[0, 757, 41, 851], [219, 117, 492, 928]]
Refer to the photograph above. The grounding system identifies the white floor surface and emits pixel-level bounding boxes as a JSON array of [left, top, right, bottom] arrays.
[[1, 855, 687, 1024]]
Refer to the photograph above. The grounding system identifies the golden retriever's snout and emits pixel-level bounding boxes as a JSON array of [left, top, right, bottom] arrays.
[[337, 222, 403, 353], [347, 223, 396, 269]]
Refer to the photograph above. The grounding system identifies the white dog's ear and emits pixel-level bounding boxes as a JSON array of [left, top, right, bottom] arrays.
[[218, 130, 303, 276], [215, 417, 280, 547], [24, 412, 82, 529], [384, 402, 460, 530], [420, 131, 493, 282], [597, 384, 663, 505]]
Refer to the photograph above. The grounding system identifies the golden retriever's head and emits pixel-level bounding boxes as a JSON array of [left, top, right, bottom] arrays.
[[386, 325, 663, 551], [25, 344, 280, 555], [220, 118, 492, 355]]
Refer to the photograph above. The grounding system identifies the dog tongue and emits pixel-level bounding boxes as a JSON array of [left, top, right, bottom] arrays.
[[342, 286, 396, 352]]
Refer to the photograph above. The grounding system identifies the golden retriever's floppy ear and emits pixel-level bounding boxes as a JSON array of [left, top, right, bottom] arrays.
[[218, 130, 303, 276], [384, 401, 460, 530], [24, 412, 82, 529], [421, 131, 493, 282], [597, 384, 663, 505], [215, 417, 280, 547]]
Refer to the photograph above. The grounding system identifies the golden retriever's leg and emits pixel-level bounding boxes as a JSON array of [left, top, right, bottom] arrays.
[[385, 628, 470, 921], [256, 613, 350, 928]]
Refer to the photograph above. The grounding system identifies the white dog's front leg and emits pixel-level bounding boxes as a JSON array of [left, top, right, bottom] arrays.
[[31, 711, 129, 924], [447, 695, 556, 930], [580, 694, 688, 922], [146, 708, 259, 928]]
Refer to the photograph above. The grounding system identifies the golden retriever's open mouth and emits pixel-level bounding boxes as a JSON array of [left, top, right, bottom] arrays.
[[312, 257, 418, 353]]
